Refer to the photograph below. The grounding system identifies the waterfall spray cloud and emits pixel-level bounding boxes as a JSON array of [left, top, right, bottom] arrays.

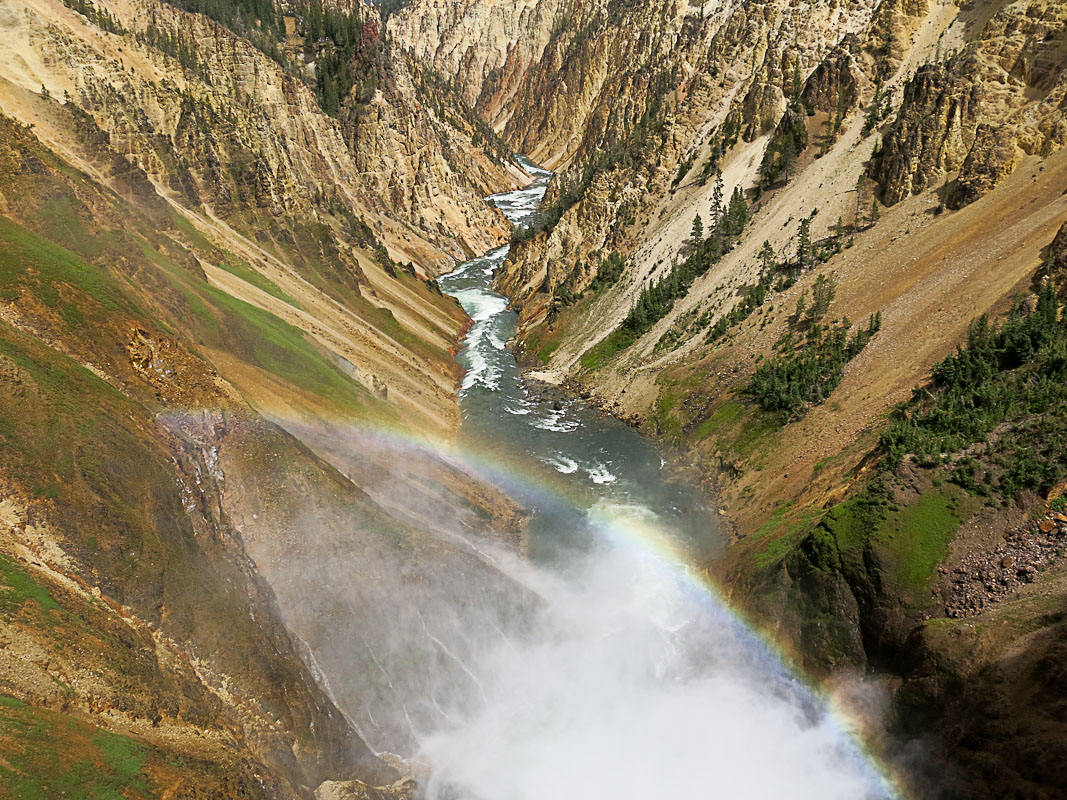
[[417, 503, 896, 800]]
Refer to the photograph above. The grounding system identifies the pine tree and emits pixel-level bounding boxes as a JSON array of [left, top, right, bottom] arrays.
[[780, 137, 797, 181], [710, 171, 725, 235], [726, 186, 749, 235], [796, 217, 813, 270], [832, 83, 849, 135], [855, 174, 868, 229], [690, 214, 704, 242], [759, 240, 775, 274], [870, 198, 881, 225], [791, 61, 803, 111], [809, 273, 836, 322], [321, 73, 340, 115]]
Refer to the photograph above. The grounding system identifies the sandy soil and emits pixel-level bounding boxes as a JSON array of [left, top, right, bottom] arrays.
[[701, 149, 1067, 529]]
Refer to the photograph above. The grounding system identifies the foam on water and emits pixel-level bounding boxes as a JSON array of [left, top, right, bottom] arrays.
[[531, 410, 580, 433], [542, 455, 579, 474], [586, 464, 618, 485]]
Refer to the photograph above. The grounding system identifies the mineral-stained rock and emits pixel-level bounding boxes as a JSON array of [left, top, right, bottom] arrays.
[[872, 61, 980, 206], [947, 123, 1021, 209]]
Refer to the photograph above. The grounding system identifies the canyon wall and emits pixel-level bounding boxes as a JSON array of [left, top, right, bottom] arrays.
[[0, 0, 527, 795]]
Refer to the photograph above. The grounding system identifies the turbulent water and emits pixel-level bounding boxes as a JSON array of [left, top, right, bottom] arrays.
[[439, 158, 717, 566], [416, 159, 898, 800]]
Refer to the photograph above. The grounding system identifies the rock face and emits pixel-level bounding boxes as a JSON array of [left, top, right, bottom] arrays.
[[452, 0, 1067, 342], [871, 60, 981, 205], [3, 0, 511, 271], [388, 0, 566, 126], [0, 0, 526, 432], [873, 0, 1067, 207], [1051, 221, 1067, 272], [0, 1, 529, 796], [947, 121, 1020, 209], [490, 0, 886, 333]]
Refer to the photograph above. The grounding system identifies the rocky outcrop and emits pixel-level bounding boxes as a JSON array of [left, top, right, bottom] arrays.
[[494, 0, 883, 336], [1051, 221, 1067, 271], [1, 0, 512, 271], [388, 0, 566, 126], [942, 511, 1066, 618], [800, 45, 860, 118], [871, 60, 980, 205], [0, 0, 524, 432], [872, 0, 1067, 207], [946, 122, 1020, 209]]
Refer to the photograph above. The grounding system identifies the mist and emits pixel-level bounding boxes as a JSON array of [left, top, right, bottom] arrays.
[[255, 158, 898, 798], [405, 503, 895, 800], [242, 413, 896, 799]]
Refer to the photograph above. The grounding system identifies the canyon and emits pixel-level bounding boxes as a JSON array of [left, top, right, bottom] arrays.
[[0, 0, 1064, 798]]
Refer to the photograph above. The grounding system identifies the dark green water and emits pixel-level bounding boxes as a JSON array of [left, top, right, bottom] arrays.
[[438, 157, 721, 564]]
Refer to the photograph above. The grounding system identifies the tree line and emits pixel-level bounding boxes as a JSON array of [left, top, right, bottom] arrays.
[[881, 284, 1066, 500], [745, 312, 881, 419], [580, 173, 750, 368]]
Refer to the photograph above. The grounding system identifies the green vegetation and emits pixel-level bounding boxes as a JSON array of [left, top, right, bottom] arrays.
[[694, 399, 745, 440], [861, 75, 892, 137], [214, 253, 301, 308], [62, 0, 124, 33], [0, 216, 139, 319], [745, 313, 881, 420], [141, 24, 203, 75], [301, 0, 375, 115], [589, 252, 626, 293], [759, 109, 808, 191], [155, 0, 383, 117], [0, 698, 158, 799], [707, 213, 852, 347], [707, 265, 774, 343], [0, 556, 59, 616], [536, 341, 560, 364], [652, 384, 684, 442], [878, 490, 972, 595], [672, 151, 697, 188], [164, 0, 286, 62], [750, 503, 825, 568], [881, 284, 1067, 501], [817, 483, 976, 598], [580, 176, 750, 369]]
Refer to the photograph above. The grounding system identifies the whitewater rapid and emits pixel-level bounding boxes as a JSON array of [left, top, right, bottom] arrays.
[[419, 158, 897, 800]]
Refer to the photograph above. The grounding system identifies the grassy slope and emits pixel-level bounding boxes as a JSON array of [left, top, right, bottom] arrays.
[[0, 108, 461, 792]]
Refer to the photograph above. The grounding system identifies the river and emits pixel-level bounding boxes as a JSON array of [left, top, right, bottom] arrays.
[[417, 160, 898, 800], [439, 157, 719, 566]]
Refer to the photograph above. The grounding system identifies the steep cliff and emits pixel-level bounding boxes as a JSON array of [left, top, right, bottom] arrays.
[[0, 0, 528, 795], [872, 0, 1067, 208], [0, 0, 530, 431], [388, 0, 566, 130]]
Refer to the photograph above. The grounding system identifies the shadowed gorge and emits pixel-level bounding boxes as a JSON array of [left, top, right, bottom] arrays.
[[1, 0, 1066, 797]]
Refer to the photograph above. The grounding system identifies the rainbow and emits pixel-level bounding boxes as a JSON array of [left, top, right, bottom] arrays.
[[257, 412, 906, 798]]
